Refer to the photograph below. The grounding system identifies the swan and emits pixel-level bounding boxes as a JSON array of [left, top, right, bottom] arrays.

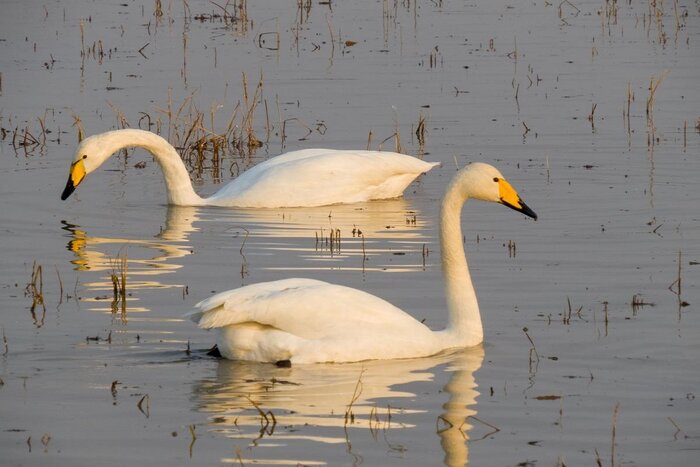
[[186, 162, 537, 363], [60, 129, 438, 208]]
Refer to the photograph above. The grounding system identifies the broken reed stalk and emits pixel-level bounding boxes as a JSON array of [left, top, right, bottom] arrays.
[[240, 71, 264, 150], [415, 112, 427, 154], [107, 101, 130, 129], [627, 81, 633, 111], [675, 250, 681, 297], [182, 31, 188, 86], [522, 327, 539, 361], [392, 108, 402, 153], [55, 266, 64, 306], [326, 228, 341, 255], [72, 114, 85, 142], [79, 19, 85, 55], [245, 396, 277, 436], [188, 424, 196, 458], [344, 369, 365, 427], [2, 326, 8, 356], [667, 250, 683, 297], [326, 13, 335, 56], [119, 252, 127, 307], [646, 70, 670, 128], [361, 232, 367, 258], [36, 115, 47, 146], [110, 270, 119, 302], [29, 261, 45, 312], [603, 301, 609, 336], [239, 227, 250, 278], [25, 261, 46, 327], [137, 394, 150, 417], [611, 402, 620, 467], [588, 103, 597, 126]]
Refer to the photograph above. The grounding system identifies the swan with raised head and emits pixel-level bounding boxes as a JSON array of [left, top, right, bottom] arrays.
[[186, 162, 537, 363], [60, 129, 438, 208]]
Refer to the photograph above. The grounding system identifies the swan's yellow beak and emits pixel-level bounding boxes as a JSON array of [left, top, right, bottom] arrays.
[[61, 159, 86, 200], [498, 178, 537, 220]]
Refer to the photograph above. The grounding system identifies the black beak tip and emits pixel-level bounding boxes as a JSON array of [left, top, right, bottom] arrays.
[[502, 198, 538, 221], [61, 178, 75, 201], [520, 201, 538, 221]]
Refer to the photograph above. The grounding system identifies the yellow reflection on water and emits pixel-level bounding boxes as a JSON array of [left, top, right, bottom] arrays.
[[192, 348, 483, 466], [64, 206, 197, 274], [63, 206, 199, 315], [63, 200, 430, 318]]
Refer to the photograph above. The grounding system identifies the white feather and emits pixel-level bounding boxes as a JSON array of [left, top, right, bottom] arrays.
[[62, 130, 437, 208], [187, 163, 537, 363]]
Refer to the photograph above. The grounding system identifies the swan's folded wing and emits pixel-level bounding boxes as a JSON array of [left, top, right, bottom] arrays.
[[186, 278, 429, 339], [209, 150, 438, 207]]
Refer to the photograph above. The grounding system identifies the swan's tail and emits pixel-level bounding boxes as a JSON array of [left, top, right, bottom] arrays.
[[183, 309, 204, 323]]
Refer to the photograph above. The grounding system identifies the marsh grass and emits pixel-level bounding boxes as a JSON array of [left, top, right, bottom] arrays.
[[148, 71, 269, 177], [108, 250, 128, 321], [63, 70, 281, 183]]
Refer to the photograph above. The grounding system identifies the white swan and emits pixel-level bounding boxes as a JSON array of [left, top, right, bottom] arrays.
[[186, 162, 537, 363], [60, 129, 438, 208]]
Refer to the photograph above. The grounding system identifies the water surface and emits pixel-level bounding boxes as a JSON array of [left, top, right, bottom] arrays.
[[1, 1, 699, 465]]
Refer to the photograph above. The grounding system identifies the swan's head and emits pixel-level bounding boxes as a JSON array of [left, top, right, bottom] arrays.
[[458, 162, 537, 220], [60, 133, 114, 200]]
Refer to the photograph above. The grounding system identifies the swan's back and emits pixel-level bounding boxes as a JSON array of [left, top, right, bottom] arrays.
[[186, 278, 440, 362], [188, 278, 428, 337], [207, 149, 438, 208]]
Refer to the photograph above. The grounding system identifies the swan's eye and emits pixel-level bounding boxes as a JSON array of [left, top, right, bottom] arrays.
[[493, 177, 499, 182], [82, 155, 88, 159]]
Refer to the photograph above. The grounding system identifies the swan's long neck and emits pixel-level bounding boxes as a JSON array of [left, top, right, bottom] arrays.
[[99, 129, 204, 206], [439, 174, 483, 346]]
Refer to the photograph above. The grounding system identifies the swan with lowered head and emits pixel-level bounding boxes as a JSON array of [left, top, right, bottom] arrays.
[[186, 162, 537, 363], [60, 129, 438, 208]]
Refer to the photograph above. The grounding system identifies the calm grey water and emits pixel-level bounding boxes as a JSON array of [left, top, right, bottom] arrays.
[[1, 1, 699, 465]]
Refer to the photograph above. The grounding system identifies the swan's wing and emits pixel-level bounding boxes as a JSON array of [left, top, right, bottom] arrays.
[[209, 150, 438, 207], [186, 278, 430, 339]]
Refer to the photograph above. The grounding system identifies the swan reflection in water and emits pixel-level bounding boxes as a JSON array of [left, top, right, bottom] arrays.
[[61, 206, 199, 315], [191, 347, 484, 466], [210, 198, 430, 274], [62, 199, 427, 316]]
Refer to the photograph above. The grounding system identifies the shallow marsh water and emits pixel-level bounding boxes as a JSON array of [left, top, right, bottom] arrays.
[[1, 1, 699, 465]]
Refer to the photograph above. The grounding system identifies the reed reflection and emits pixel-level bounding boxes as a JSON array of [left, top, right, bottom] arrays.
[[192, 347, 483, 466], [61, 206, 199, 314], [217, 199, 430, 273], [61, 199, 427, 317]]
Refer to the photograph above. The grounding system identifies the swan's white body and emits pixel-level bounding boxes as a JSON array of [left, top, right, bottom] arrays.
[[61, 129, 437, 208], [187, 162, 537, 363]]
